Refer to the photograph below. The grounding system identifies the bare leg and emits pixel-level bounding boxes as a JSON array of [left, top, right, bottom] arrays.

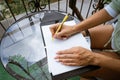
[[82, 24, 114, 49], [81, 24, 120, 80]]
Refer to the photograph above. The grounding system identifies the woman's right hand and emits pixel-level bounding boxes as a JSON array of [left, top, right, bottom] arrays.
[[49, 23, 77, 40]]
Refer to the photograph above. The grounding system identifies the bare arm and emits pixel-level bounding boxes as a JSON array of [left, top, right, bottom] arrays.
[[73, 9, 113, 32], [50, 8, 114, 39], [94, 53, 120, 72], [55, 47, 120, 72]]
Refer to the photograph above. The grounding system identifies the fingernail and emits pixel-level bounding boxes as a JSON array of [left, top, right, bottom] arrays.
[[63, 38, 67, 40]]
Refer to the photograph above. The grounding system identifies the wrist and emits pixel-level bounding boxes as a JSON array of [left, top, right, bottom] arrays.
[[91, 53, 112, 66], [72, 25, 81, 34], [90, 53, 102, 66]]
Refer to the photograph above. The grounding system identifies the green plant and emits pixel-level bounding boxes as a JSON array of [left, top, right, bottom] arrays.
[[104, 0, 112, 3]]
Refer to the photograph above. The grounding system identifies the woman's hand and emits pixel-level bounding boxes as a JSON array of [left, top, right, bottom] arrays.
[[49, 23, 77, 40], [55, 46, 96, 66]]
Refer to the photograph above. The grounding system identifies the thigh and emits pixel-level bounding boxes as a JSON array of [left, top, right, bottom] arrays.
[[89, 24, 114, 49], [81, 52, 120, 80]]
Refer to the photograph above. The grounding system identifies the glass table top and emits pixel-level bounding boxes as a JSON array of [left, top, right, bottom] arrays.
[[0, 10, 78, 80]]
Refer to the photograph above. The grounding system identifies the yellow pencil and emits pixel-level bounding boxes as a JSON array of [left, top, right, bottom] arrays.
[[52, 13, 70, 40]]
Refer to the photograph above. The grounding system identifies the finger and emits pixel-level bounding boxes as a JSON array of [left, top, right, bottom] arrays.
[[60, 60, 88, 66], [61, 62, 80, 66], [57, 48, 74, 54], [55, 58, 80, 66], [56, 59, 74, 63], [49, 23, 59, 37], [55, 32, 68, 40], [50, 28, 55, 37], [55, 54, 78, 59]]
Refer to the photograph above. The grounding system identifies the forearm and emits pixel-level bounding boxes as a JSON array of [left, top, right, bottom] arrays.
[[93, 53, 120, 72], [73, 9, 113, 32]]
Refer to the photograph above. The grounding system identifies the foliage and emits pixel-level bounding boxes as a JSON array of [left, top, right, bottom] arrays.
[[0, 0, 27, 19], [8, 55, 51, 80], [0, 0, 49, 19], [104, 0, 112, 3]]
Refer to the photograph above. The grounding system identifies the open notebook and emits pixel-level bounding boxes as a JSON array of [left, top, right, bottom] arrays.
[[42, 20, 91, 76]]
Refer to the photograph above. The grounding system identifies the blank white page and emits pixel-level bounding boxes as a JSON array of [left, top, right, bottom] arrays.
[[42, 20, 91, 76]]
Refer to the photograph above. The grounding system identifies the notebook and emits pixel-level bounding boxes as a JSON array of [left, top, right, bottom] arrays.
[[42, 20, 91, 76]]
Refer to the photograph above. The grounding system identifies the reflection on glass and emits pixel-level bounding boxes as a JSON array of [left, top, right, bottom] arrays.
[[6, 54, 51, 80], [0, 12, 50, 80], [0, 11, 75, 80]]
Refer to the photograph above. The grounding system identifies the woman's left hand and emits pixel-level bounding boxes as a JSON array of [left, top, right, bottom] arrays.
[[55, 46, 95, 66]]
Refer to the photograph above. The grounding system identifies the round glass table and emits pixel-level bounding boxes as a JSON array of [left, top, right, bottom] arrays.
[[0, 10, 81, 80]]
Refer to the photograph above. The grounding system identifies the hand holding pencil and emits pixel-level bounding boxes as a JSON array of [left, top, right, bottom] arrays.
[[54, 13, 70, 35], [50, 13, 75, 40]]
